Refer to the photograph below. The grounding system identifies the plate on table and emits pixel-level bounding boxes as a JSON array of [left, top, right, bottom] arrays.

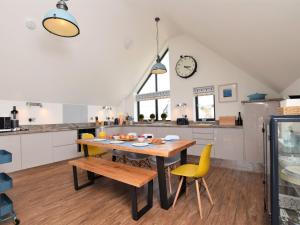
[[93, 138, 106, 142], [110, 140, 125, 144], [132, 142, 149, 147]]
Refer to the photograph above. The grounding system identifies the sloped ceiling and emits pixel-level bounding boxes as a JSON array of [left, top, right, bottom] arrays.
[[0, 0, 180, 105], [144, 0, 300, 92], [0, 0, 299, 105]]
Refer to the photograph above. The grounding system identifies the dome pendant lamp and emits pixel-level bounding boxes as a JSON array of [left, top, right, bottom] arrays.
[[151, 17, 167, 74], [42, 0, 80, 38]]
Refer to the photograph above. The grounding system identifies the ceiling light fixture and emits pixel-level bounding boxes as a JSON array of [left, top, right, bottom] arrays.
[[42, 0, 80, 38], [151, 17, 167, 75]]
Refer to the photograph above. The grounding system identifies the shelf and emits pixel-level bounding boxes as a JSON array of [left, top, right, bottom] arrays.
[[241, 98, 283, 104], [0, 150, 12, 164], [0, 173, 12, 193], [0, 194, 13, 217]]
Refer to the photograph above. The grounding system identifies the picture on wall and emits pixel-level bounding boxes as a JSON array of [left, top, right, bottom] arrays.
[[218, 83, 238, 102]]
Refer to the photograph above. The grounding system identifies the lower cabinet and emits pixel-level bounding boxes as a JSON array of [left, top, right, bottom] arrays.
[[53, 144, 80, 162], [214, 128, 244, 161], [21, 133, 53, 169], [0, 135, 22, 173]]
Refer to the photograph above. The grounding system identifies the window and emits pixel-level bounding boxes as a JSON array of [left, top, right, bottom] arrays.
[[136, 49, 170, 121], [195, 95, 215, 121]]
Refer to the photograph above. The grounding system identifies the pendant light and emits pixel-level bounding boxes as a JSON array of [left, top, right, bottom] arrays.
[[151, 17, 167, 74], [42, 0, 80, 38]]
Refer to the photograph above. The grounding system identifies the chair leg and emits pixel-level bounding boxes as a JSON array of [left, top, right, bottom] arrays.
[[195, 180, 203, 219], [167, 167, 173, 194], [202, 178, 214, 206], [185, 179, 189, 197], [172, 177, 184, 208]]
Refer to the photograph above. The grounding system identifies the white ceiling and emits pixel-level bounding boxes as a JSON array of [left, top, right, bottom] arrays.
[[143, 0, 300, 92], [0, 0, 299, 105]]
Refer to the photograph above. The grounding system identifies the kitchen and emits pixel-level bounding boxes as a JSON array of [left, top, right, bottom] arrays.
[[0, 1, 300, 225]]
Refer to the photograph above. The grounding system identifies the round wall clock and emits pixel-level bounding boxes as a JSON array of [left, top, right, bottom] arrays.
[[175, 55, 197, 79]]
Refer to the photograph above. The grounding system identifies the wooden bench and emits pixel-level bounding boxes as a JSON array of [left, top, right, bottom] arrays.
[[69, 157, 157, 220]]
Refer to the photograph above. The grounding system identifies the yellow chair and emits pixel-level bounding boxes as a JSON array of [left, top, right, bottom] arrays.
[[81, 133, 107, 157], [171, 144, 214, 219]]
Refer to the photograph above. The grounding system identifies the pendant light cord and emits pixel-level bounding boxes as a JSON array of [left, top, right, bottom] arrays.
[[155, 17, 160, 61]]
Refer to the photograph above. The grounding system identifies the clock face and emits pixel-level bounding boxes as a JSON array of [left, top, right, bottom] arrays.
[[175, 56, 197, 79]]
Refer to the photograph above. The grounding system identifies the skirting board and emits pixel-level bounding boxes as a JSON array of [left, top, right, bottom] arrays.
[[188, 155, 263, 173]]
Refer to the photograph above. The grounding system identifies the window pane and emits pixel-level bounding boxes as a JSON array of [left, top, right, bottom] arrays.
[[139, 100, 156, 120], [157, 51, 170, 91], [158, 98, 171, 120], [197, 95, 215, 120], [138, 75, 155, 94]]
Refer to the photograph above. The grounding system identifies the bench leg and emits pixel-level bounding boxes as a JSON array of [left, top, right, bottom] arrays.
[[72, 166, 94, 191], [130, 180, 153, 221]]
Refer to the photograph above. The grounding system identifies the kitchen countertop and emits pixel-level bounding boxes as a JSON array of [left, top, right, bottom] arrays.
[[0, 122, 243, 136]]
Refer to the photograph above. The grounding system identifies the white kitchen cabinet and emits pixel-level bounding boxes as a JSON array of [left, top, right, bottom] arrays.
[[52, 131, 80, 162], [0, 135, 22, 173], [21, 133, 53, 169], [189, 128, 215, 156], [52, 130, 77, 146], [214, 128, 244, 161], [53, 144, 80, 162], [103, 127, 121, 136]]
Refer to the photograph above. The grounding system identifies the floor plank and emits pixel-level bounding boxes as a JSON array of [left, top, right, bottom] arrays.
[[3, 158, 267, 225]]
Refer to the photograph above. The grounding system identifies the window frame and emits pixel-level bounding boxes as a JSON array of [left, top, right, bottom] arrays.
[[137, 49, 170, 121], [195, 94, 216, 122]]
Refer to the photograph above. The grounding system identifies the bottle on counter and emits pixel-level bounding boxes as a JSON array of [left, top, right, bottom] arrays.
[[237, 112, 243, 126], [99, 126, 106, 139]]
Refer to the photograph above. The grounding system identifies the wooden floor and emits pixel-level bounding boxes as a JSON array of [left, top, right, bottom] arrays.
[[4, 158, 267, 225]]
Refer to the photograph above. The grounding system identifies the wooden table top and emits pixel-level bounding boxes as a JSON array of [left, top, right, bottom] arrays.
[[77, 139, 196, 157]]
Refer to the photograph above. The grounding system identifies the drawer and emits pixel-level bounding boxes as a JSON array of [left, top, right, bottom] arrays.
[[192, 128, 214, 134], [53, 144, 81, 162], [194, 139, 214, 145], [52, 131, 77, 147], [192, 133, 214, 140], [188, 144, 215, 157]]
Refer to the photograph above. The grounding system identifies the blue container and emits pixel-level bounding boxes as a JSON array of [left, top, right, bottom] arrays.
[[0, 194, 13, 217], [0, 150, 12, 164], [0, 173, 12, 193], [247, 93, 267, 101]]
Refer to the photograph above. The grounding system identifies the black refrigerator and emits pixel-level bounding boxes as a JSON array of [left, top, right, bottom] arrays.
[[270, 115, 300, 225]]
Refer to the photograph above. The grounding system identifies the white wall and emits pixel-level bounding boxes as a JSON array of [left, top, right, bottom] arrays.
[[169, 35, 280, 120], [88, 105, 118, 122], [281, 77, 300, 98], [119, 34, 280, 121], [0, 100, 63, 125], [0, 100, 117, 125]]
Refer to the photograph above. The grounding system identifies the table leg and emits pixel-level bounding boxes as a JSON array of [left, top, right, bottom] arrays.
[[156, 149, 187, 210], [156, 156, 172, 209], [83, 144, 94, 181], [180, 149, 187, 194]]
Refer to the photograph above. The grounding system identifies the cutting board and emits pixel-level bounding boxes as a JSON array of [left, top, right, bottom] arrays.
[[219, 116, 236, 126]]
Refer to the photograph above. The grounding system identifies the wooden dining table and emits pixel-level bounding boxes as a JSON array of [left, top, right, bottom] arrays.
[[76, 138, 196, 210]]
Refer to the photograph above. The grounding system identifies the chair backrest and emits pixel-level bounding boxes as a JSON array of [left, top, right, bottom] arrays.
[[81, 133, 95, 151], [82, 133, 94, 139], [165, 135, 180, 141], [195, 144, 212, 178]]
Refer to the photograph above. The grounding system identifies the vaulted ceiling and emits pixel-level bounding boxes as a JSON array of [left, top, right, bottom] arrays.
[[0, 0, 299, 105]]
